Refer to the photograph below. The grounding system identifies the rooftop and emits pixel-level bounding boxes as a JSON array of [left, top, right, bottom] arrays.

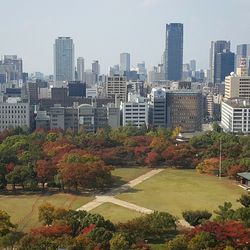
[[237, 172, 250, 181], [223, 98, 250, 108]]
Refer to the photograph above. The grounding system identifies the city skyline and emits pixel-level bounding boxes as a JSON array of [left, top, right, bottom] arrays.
[[0, 0, 250, 74]]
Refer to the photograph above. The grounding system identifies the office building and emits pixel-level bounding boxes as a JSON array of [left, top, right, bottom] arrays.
[[68, 81, 86, 97], [106, 76, 127, 102], [215, 51, 235, 83], [0, 55, 23, 83], [77, 57, 85, 82], [92, 60, 100, 84], [149, 88, 167, 127], [0, 98, 30, 131], [78, 104, 95, 132], [221, 99, 250, 134], [50, 104, 78, 132], [122, 93, 148, 127], [190, 60, 196, 71], [225, 73, 250, 99], [54, 37, 75, 81], [163, 23, 183, 81], [209, 40, 233, 84], [166, 90, 203, 132], [35, 111, 50, 130], [120, 53, 130, 73], [236, 44, 250, 69]]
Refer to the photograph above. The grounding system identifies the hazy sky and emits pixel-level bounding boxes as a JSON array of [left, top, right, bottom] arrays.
[[1, 0, 250, 75]]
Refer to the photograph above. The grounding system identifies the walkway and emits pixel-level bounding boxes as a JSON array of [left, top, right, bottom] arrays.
[[77, 168, 192, 228], [77, 169, 163, 212]]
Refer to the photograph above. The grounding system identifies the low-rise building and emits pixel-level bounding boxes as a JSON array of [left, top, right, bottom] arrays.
[[0, 98, 30, 131]]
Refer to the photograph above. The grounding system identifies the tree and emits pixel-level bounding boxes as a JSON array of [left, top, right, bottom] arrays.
[[234, 207, 250, 227], [237, 193, 250, 208], [188, 232, 217, 250], [165, 235, 188, 250], [36, 159, 57, 189], [0, 210, 16, 236], [0, 164, 7, 190], [31, 225, 72, 237], [182, 210, 212, 226], [214, 202, 235, 222], [110, 233, 130, 250], [196, 157, 220, 175], [0, 231, 24, 250], [144, 151, 160, 166], [38, 203, 55, 226]]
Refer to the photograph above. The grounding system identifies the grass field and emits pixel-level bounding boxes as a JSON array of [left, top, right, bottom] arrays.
[[116, 169, 245, 218], [111, 167, 150, 186], [91, 202, 142, 223], [0, 193, 93, 232]]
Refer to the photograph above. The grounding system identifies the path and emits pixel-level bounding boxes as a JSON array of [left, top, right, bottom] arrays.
[[77, 169, 163, 212], [77, 168, 192, 228]]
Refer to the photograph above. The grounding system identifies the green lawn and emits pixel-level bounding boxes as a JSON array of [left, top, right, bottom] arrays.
[[91, 202, 142, 223], [111, 167, 150, 186], [116, 169, 245, 218], [0, 193, 93, 232]]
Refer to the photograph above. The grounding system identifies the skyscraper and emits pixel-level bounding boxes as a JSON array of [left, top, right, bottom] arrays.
[[54, 37, 75, 81], [163, 23, 183, 81], [209, 40, 231, 84], [92, 60, 100, 83], [77, 57, 85, 82], [120, 53, 130, 73]]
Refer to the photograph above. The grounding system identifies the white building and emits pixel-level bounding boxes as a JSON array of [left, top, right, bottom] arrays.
[[0, 98, 30, 131], [77, 57, 85, 82], [221, 99, 250, 133], [122, 93, 148, 127]]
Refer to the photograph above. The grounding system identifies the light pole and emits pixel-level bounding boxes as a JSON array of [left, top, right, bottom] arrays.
[[219, 137, 222, 179]]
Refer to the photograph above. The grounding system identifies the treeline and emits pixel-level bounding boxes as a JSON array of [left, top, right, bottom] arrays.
[[0, 124, 250, 191], [1, 193, 250, 249]]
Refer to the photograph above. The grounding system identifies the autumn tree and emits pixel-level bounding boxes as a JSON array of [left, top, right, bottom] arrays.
[[182, 210, 212, 226]]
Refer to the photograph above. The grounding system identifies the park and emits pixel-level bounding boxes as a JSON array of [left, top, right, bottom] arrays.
[[0, 167, 244, 232]]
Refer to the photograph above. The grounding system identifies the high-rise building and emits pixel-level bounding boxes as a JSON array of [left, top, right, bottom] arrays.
[[54, 37, 75, 81], [236, 44, 250, 69], [190, 60, 196, 71], [215, 51, 235, 83], [163, 23, 183, 81], [120, 53, 130, 73], [209, 40, 233, 84], [0, 55, 23, 83], [77, 57, 85, 82], [92, 60, 100, 83]]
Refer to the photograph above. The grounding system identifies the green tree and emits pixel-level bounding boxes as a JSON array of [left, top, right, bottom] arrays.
[[110, 233, 130, 250], [0, 210, 16, 236], [38, 203, 55, 226], [237, 193, 250, 208], [0, 231, 24, 250], [165, 235, 188, 250], [188, 232, 217, 250], [182, 210, 212, 226], [214, 202, 235, 222]]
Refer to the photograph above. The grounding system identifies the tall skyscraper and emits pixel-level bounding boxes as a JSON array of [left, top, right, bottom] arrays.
[[92, 60, 100, 83], [77, 57, 85, 82], [209, 40, 231, 84], [54, 37, 75, 81], [120, 53, 130, 73], [190, 60, 196, 71], [163, 23, 183, 81], [236, 44, 250, 67]]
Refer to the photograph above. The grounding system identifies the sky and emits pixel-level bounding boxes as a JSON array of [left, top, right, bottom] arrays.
[[1, 0, 250, 75]]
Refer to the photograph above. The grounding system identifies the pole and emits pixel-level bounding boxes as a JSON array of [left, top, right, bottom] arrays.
[[219, 137, 222, 179]]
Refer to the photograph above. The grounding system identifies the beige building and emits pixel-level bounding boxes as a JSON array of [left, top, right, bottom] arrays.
[[225, 64, 250, 99], [106, 76, 127, 102]]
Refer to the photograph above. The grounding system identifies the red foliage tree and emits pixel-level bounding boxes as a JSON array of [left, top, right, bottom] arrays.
[[31, 225, 72, 237], [36, 159, 57, 189], [188, 221, 250, 248], [82, 224, 96, 235], [227, 164, 248, 178], [144, 151, 160, 166]]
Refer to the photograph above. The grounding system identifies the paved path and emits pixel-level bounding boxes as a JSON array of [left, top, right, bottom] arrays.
[[77, 169, 163, 212], [77, 168, 192, 228]]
